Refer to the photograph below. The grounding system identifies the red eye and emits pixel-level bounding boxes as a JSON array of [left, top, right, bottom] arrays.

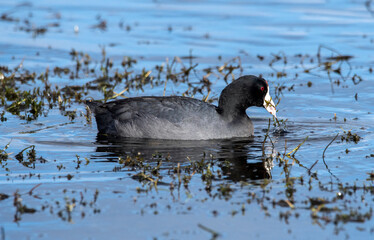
[[261, 87, 265, 92]]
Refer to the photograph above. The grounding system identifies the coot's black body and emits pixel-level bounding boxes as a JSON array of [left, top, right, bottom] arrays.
[[86, 75, 276, 140]]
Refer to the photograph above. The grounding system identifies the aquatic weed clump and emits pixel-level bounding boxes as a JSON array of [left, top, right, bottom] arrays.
[[340, 129, 361, 144]]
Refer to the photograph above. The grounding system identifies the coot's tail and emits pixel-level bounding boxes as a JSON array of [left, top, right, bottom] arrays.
[[85, 100, 103, 115], [85, 100, 115, 134]]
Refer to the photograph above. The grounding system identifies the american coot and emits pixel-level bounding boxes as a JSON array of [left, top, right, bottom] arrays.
[[86, 75, 276, 140]]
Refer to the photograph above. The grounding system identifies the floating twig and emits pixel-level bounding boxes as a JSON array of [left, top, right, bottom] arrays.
[[366, 0, 374, 17], [286, 136, 308, 157], [262, 119, 274, 156], [322, 133, 339, 161], [321, 133, 340, 181], [198, 223, 221, 240], [28, 183, 42, 196], [110, 87, 129, 100]]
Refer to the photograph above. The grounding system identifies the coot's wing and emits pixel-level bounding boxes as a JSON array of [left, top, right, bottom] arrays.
[[86, 97, 217, 136], [106, 96, 216, 124]]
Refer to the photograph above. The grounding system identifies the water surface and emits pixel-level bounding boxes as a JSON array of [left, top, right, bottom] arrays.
[[0, 0, 374, 239]]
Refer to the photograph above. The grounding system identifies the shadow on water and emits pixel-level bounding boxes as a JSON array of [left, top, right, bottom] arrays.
[[93, 134, 272, 181]]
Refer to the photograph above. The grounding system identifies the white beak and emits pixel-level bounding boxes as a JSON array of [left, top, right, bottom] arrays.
[[263, 87, 277, 118]]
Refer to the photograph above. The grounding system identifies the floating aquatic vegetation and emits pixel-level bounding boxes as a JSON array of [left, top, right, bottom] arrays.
[[340, 129, 361, 144], [15, 145, 36, 168]]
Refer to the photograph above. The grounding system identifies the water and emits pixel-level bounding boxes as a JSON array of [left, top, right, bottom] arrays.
[[1, 0, 374, 239]]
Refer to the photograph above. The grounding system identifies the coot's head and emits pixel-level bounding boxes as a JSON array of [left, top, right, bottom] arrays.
[[218, 75, 277, 118]]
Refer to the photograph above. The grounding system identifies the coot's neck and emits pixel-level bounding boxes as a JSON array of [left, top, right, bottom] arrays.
[[217, 94, 248, 121]]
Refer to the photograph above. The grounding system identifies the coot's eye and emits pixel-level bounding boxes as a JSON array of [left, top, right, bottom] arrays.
[[261, 87, 265, 92]]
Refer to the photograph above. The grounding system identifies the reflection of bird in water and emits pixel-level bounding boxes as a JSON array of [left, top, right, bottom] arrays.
[[216, 139, 273, 181], [93, 135, 273, 181]]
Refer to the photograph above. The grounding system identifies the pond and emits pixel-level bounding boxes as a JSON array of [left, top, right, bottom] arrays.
[[0, 0, 374, 239]]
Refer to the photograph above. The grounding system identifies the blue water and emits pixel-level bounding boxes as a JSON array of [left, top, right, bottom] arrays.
[[0, 0, 374, 239]]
